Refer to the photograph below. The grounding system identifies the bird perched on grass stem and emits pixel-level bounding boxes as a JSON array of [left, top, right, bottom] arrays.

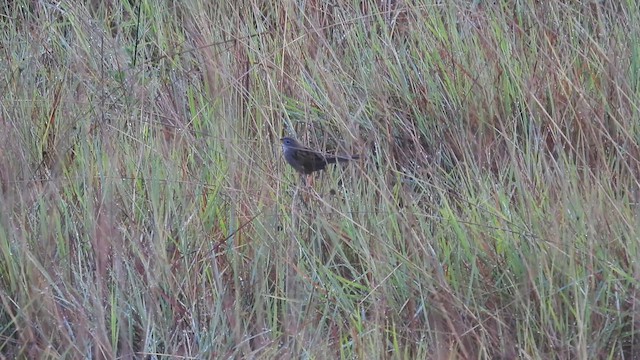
[[280, 137, 360, 175]]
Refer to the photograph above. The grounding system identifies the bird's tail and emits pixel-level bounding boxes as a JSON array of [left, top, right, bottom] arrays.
[[328, 154, 360, 163]]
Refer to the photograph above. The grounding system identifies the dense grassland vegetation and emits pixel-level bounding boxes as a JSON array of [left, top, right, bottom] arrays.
[[1, 0, 639, 358]]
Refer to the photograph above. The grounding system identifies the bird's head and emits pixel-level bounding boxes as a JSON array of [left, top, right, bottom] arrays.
[[280, 137, 301, 149]]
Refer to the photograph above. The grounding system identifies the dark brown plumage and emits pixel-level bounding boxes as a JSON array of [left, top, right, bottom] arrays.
[[280, 137, 359, 175]]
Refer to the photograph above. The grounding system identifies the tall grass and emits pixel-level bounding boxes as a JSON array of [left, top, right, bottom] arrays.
[[1, 0, 639, 358]]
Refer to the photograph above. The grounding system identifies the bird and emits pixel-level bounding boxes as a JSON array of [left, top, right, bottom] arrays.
[[280, 137, 360, 175]]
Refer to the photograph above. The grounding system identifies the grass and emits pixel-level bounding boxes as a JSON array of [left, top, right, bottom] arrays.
[[1, 0, 640, 358]]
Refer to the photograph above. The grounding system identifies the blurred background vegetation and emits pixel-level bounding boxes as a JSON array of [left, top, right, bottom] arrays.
[[1, 0, 639, 358]]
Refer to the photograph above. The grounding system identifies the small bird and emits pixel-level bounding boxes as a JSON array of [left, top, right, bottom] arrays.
[[280, 137, 360, 175]]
